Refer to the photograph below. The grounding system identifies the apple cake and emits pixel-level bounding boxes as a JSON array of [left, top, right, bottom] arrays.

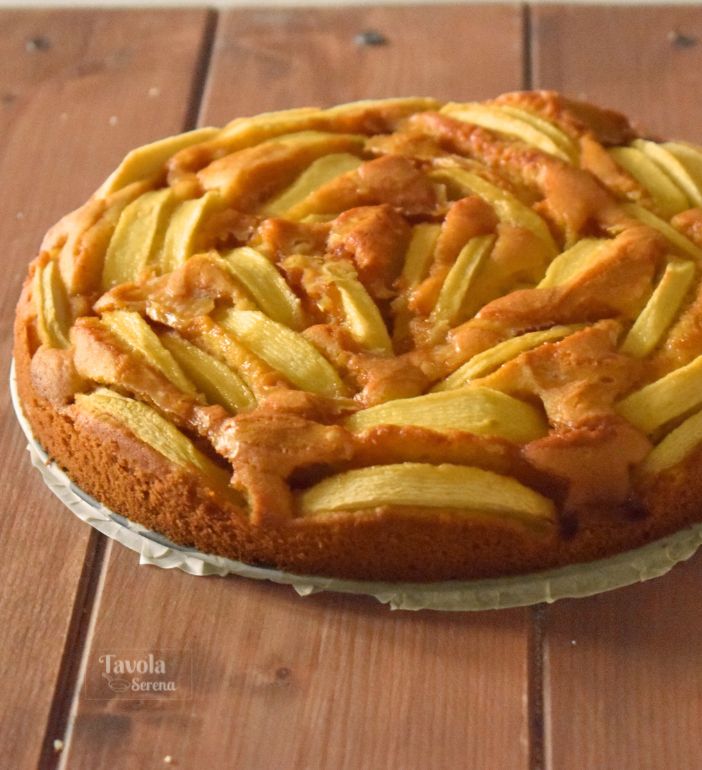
[[14, 91, 702, 581]]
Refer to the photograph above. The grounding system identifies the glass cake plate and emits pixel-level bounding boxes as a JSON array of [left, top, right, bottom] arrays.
[[11, 362, 702, 611]]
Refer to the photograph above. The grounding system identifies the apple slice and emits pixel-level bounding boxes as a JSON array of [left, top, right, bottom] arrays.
[[346, 386, 548, 443], [218, 309, 347, 398], [159, 332, 255, 413], [262, 153, 362, 217], [217, 98, 437, 146], [663, 142, 702, 192], [617, 352, 702, 434], [159, 191, 222, 273], [322, 97, 439, 120], [394, 223, 441, 344], [97, 127, 219, 197], [434, 324, 583, 391], [33, 259, 71, 349], [430, 234, 496, 327], [219, 107, 326, 143], [620, 259, 696, 358], [620, 203, 702, 260], [633, 139, 702, 208], [537, 238, 611, 288], [222, 247, 304, 330], [75, 388, 236, 499], [431, 167, 558, 256], [101, 310, 195, 394], [441, 103, 573, 162], [608, 145, 689, 218], [401, 223, 442, 288], [102, 188, 176, 289], [298, 462, 556, 528], [639, 408, 702, 475], [183, 318, 273, 398], [323, 262, 392, 354], [496, 105, 579, 163]]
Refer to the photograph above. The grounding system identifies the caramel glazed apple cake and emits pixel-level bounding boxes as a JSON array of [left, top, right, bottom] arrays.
[[14, 91, 702, 581]]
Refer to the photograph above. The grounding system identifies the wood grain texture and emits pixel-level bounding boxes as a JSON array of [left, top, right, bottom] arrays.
[[201, 5, 524, 124], [532, 6, 702, 769], [542, 560, 702, 770], [532, 5, 702, 142], [68, 567, 531, 770], [63, 7, 533, 770], [0, 10, 211, 769]]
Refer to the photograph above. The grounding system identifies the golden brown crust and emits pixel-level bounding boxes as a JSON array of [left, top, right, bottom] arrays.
[[14, 93, 702, 581]]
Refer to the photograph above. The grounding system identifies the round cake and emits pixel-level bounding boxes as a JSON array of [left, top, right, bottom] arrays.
[[14, 91, 702, 581]]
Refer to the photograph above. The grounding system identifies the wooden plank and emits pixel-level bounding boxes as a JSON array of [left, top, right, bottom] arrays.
[[0, 10, 212, 769], [201, 5, 524, 123], [531, 6, 702, 768], [532, 5, 702, 142], [71, 574, 531, 770], [64, 7, 534, 769], [542, 563, 702, 770]]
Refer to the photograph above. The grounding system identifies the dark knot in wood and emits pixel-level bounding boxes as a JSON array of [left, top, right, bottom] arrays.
[[354, 30, 388, 47]]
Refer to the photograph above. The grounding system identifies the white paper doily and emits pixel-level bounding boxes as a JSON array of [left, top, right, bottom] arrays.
[[11, 362, 702, 611]]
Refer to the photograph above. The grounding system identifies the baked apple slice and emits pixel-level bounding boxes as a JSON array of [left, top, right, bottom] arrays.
[[608, 145, 689, 218], [620, 258, 696, 358], [496, 104, 578, 162], [663, 142, 702, 192], [441, 103, 574, 162], [430, 234, 495, 328], [617, 352, 702, 433], [639, 408, 702, 475], [222, 247, 303, 329], [322, 262, 392, 354], [400, 223, 442, 288], [620, 203, 702, 259], [75, 387, 236, 499], [298, 462, 556, 529], [346, 386, 548, 443], [159, 191, 222, 273], [633, 139, 702, 208], [537, 239, 610, 288], [159, 331, 254, 413], [102, 189, 175, 288], [33, 258, 71, 349], [101, 309, 195, 394], [218, 309, 347, 397], [262, 153, 362, 217], [434, 324, 583, 391], [98, 127, 219, 196]]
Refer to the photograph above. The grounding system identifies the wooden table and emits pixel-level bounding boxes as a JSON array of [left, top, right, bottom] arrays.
[[2, 6, 702, 768]]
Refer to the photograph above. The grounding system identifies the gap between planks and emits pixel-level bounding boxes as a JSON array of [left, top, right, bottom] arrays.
[[521, 8, 547, 768], [522, 2, 533, 92], [528, 604, 547, 770], [36, 11, 221, 769], [45, 535, 109, 770]]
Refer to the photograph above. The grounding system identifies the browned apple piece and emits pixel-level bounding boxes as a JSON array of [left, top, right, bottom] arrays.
[[159, 332, 255, 413], [75, 388, 237, 500], [33, 259, 71, 348], [101, 310, 195, 394], [346, 386, 548, 443], [608, 145, 689, 218]]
